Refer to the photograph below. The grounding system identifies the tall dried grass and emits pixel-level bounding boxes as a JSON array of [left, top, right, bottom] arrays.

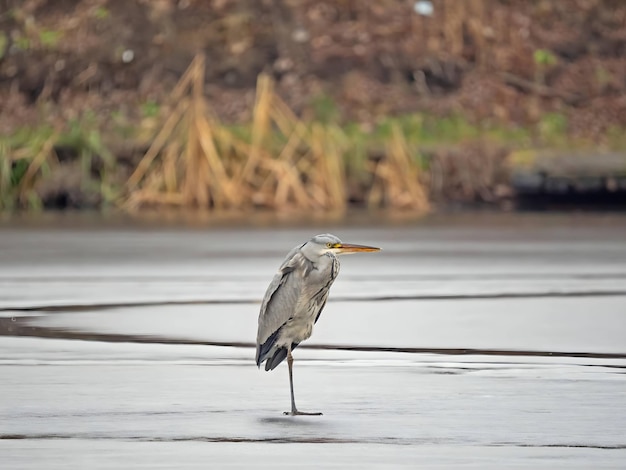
[[123, 53, 430, 214]]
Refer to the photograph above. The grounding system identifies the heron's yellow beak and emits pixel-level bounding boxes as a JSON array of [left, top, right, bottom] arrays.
[[333, 243, 381, 254]]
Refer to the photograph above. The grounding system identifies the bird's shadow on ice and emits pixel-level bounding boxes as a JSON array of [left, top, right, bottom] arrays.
[[258, 416, 327, 427]]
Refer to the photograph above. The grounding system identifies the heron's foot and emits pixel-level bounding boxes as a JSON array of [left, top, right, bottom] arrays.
[[283, 410, 323, 416]]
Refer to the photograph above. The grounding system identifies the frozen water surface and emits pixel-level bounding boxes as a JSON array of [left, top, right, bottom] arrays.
[[1, 214, 626, 468]]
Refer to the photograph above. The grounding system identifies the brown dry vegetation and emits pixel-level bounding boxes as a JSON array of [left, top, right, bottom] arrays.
[[125, 57, 429, 213], [1, 0, 625, 211]]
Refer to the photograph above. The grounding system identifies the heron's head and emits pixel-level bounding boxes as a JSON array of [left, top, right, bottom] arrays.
[[304, 233, 380, 258]]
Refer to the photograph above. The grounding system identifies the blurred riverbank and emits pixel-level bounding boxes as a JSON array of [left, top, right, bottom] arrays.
[[3, 1, 626, 213]]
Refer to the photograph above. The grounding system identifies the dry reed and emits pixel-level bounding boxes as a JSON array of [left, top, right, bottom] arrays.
[[123, 53, 431, 214]]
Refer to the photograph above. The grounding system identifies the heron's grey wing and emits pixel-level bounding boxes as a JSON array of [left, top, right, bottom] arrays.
[[256, 245, 305, 361]]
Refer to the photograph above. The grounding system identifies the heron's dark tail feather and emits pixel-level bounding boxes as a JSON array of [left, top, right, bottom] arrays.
[[256, 328, 282, 367], [265, 348, 287, 371], [263, 342, 300, 371]]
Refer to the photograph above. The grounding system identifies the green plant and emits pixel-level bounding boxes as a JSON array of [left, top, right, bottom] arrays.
[[0, 32, 8, 59], [0, 124, 57, 210], [14, 35, 30, 50], [594, 66, 612, 92], [94, 6, 110, 20], [141, 100, 160, 118], [538, 112, 568, 144], [605, 125, 626, 151], [533, 49, 557, 67], [61, 117, 119, 207], [38, 29, 62, 48], [309, 94, 340, 124]]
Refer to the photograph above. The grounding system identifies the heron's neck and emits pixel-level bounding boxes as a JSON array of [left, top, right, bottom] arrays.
[[318, 251, 338, 269]]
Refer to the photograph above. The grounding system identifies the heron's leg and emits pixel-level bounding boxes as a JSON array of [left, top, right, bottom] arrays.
[[283, 346, 323, 416], [287, 346, 297, 414]]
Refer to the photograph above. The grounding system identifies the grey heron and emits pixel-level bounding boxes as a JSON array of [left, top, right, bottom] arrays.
[[255, 233, 380, 416]]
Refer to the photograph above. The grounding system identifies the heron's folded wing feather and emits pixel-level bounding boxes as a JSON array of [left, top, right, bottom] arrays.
[[256, 247, 306, 347]]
